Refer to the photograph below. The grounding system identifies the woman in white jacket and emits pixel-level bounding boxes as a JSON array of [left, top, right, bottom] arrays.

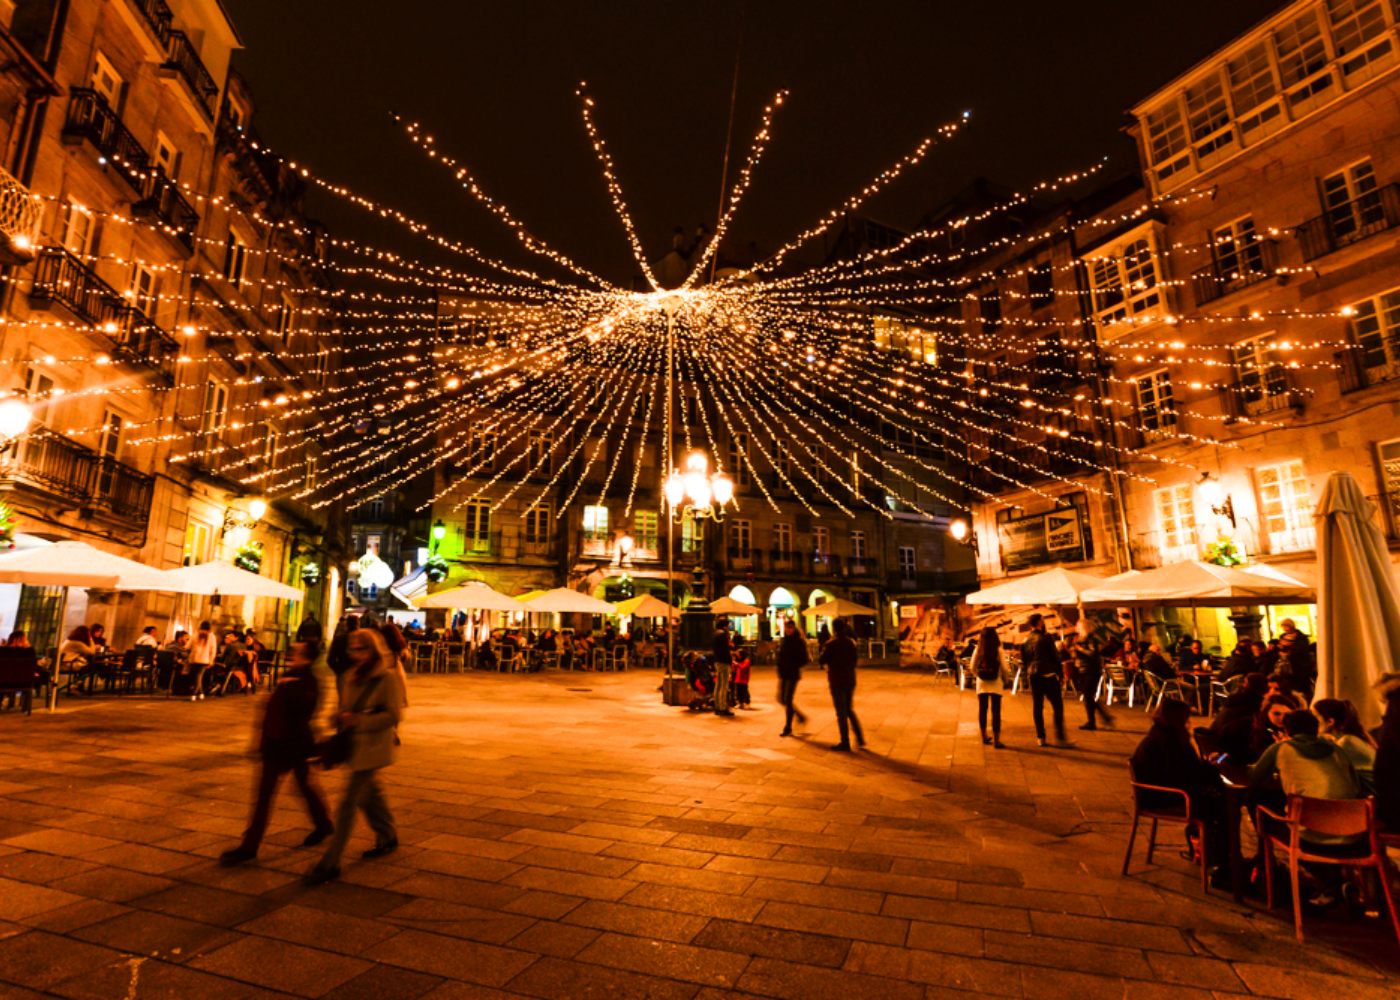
[[186, 621, 219, 701]]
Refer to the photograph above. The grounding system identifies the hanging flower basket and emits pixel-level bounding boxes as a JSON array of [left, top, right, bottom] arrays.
[[234, 539, 264, 573], [0, 501, 15, 550], [1205, 535, 1245, 568], [425, 553, 449, 583]]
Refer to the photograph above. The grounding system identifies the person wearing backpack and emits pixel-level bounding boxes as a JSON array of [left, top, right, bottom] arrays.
[[971, 627, 1006, 748]]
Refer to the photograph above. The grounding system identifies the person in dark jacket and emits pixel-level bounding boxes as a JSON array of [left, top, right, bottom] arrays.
[[1373, 673, 1400, 831], [821, 619, 864, 751], [220, 640, 333, 865], [776, 619, 809, 736], [296, 614, 323, 643], [1023, 613, 1066, 747], [327, 614, 360, 679], [1203, 672, 1268, 761], [1139, 643, 1176, 679], [1218, 640, 1256, 682], [1069, 619, 1113, 731], [1131, 698, 1228, 878], [711, 623, 734, 716]]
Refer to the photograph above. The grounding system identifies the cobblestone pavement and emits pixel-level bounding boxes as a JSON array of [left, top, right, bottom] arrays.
[[0, 668, 1396, 999]]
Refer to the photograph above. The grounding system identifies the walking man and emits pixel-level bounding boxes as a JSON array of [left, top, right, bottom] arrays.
[[711, 622, 734, 717], [777, 618, 809, 736], [1071, 618, 1114, 731], [1023, 613, 1067, 747], [220, 640, 333, 865], [822, 619, 864, 751]]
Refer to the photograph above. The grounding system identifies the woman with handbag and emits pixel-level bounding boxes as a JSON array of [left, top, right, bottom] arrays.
[[972, 627, 1006, 749], [307, 628, 406, 885]]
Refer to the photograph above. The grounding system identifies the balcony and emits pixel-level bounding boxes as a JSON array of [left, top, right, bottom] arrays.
[[846, 558, 878, 579], [3, 428, 154, 527], [29, 248, 179, 383], [63, 90, 198, 252], [461, 531, 501, 559], [1223, 372, 1304, 419], [1297, 184, 1400, 263], [1191, 241, 1278, 306], [0, 164, 40, 264], [161, 30, 218, 120], [1336, 348, 1400, 394], [1266, 520, 1316, 556], [126, 0, 173, 47]]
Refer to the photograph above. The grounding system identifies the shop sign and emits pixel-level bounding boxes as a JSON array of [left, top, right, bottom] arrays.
[[999, 506, 1087, 570]]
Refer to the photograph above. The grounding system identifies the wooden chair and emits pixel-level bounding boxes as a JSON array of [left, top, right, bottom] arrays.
[[1257, 795, 1400, 946], [1122, 760, 1210, 893]]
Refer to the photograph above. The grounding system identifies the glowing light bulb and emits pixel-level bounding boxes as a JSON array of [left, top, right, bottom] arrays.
[[664, 471, 685, 508]]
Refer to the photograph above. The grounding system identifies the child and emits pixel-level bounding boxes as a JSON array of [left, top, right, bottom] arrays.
[[732, 644, 753, 709]]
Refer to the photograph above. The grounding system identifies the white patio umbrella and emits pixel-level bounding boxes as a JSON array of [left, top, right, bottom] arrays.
[[1314, 472, 1400, 730], [709, 595, 763, 616], [1077, 560, 1313, 607], [0, 541, 170, 711], [964, 566, 1110, 606], [519, 587, 615, 614], [413, 582, 523, 612], [614, 594, 680, 619], [158, 560, 304, 600], [802, 597, 877, 618]]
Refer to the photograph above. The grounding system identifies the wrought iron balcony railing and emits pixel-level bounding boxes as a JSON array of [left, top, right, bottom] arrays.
[[0, 164, 40, 263], [162, 30, 218, 119], [1297, 184, 1400, 262], [128, 0, 173, 45], [1223, 372, 1304, 419], [1192, 240, 1278, 305], [1336, 348, 1400, 394], [5, 427, 154, 526], [29, 248, 179, 382], [132, 166, 198, 251]]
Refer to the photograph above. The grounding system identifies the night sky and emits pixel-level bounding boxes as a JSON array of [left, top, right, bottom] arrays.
[[226, 1, 1285, 283]]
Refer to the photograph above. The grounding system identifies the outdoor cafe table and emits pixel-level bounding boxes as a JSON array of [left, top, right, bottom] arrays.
[[1181, 669, 1216, 714]]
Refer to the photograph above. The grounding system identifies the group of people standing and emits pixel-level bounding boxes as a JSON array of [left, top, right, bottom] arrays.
[[770, 617, 864, 751]]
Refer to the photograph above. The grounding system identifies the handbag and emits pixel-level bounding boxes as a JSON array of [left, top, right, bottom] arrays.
[[317, 675, 382, 768]]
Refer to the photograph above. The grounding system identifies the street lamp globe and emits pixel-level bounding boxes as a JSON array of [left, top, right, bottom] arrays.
[[1198, 473, 1224, 508], [248, 497, 268, 521], [712, 473, 734, 506], [432, 519, 447, 542], [949, 518, 969, 542], [0, 398, 33, 441], [685, 450, 708, 474], [664, 471, 686, 509]]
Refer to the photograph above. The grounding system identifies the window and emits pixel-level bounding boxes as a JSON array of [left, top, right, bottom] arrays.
[[873, 314, 936, 364], [731, 519, 751, 557], [1232, 336, 1291, 413], [1134, 370, 1176, 441], [464, 501, 491, 550], [1153, 483, 1198, 564], [528, 430, 553, 470], [773, 523, 792, 557], [582, 504, 609, 542], [1087, 235, 1163, 331], [305, 454, 318, 491], [1326, 0, 1393, 80], [315, 349, 331, 384], [153, 130, 179, 180], [1349, 289, 1400, 381], [1143, 100, 1189, 182], [682, 516, 704, 554], [276, 293, 295, 344], [979, 289, 1002, 331], [774, 439, 791, 480], [634, 510, 658, 551], [1028, 262, 1054, 309], [1227, 42, 1283, 141], [1211, 217, 1266, 284], [1321, 161, 1385, 244], [814, 526, 830, 560], [898, 546, 916, 582], [524, 504, 551, 545], [182, 520, 212, 567], [1256, 460, 1314, 554], [98, 410, 122, 462], [200, 381, 227, 451], [262, 425, 279, 471], [1275, 9, 1334, 113], [1184, 72, 1234, 163], [60, 199, 93, 256], [850, 529, 866, 564], [223, 232, 247, 287], [90, 52, 123, 109], [362, 499, 385, 521], [24, 366, 54, 428], [468, 427, 497, 471], [129, 262, 158, 318], [728, 433, 749, 486]]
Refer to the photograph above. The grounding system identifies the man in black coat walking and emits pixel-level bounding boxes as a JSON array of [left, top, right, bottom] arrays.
[[822, 619, 864, 751], [1024, 613, 1067, 747], [776, 619, 809, 736], [221, 640, 333, 865]]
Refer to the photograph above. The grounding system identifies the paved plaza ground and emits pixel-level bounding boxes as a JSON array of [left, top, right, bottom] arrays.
[[0, 667, 1396, 999]]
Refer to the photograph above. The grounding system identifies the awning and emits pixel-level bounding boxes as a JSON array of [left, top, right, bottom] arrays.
[[1078, 560, 1314, 607], [964, 566, 1110, 606]]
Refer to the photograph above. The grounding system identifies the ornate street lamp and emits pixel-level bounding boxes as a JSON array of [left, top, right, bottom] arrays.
[[663, 450, 735, 674]]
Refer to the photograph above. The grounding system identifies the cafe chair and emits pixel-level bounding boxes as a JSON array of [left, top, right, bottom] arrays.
[[1097, 663, 1138, 708], [1122, 761, 1210, 893], [609, 647, 629, 672], [411, 643, 434, 673], [0, 647, 43, 715], [1141, 670, 1190, 712], [1256, 795, 1400, 946]]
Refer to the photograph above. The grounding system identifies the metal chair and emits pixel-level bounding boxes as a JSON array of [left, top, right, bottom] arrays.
[[1097, 663, 1138, 708], [1257, 795, 1400, 946], [591, 647, 607, 671], [410, 643, 434, 673], [609, 647, 629, 672], [1122, 761, 1210, 893]]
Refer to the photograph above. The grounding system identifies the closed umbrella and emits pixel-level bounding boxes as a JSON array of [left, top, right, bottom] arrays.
[[159, 560, 304, 600], [413, 582, 523, 612], [802, 597, 877, 618], [1314, 471, 1400, 730], [520, 588, 616, 614], [964, 566, 1109, 606], [0, 541, 169, 711]]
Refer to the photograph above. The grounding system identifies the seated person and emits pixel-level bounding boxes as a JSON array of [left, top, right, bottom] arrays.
[[88, 623, 108, 651], [536, 629, 557, 653], [1255, 639, 1282, 676], [933, 638, 958, 668], [1248, 694, 1300, 763], [1218, 640, 1255, 682], [6, 630, 29, 648], [1265, 674, 1305, 708], [1139, 643, 1176, 679], [164, 631, 190, 657], [1131, 699, 1227, 881], [1177, 639, 1213, 673], [58, 626, 99, 690], [1374, 671, 1400, 831], [1204, 673, 1269, 761], [135, 626, 160, 649], [1312, 697, 1376, 790]]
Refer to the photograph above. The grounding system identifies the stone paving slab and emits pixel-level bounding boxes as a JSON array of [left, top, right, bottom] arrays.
[[0, 667, 1395, 999]]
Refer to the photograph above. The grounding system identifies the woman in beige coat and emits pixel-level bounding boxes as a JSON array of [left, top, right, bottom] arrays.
[[308, 628, 405, 884]]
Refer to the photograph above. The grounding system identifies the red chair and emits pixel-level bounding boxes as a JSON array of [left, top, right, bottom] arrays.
[[1122, 761, 1210, 892], [1257, 795, 1400, 946]]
